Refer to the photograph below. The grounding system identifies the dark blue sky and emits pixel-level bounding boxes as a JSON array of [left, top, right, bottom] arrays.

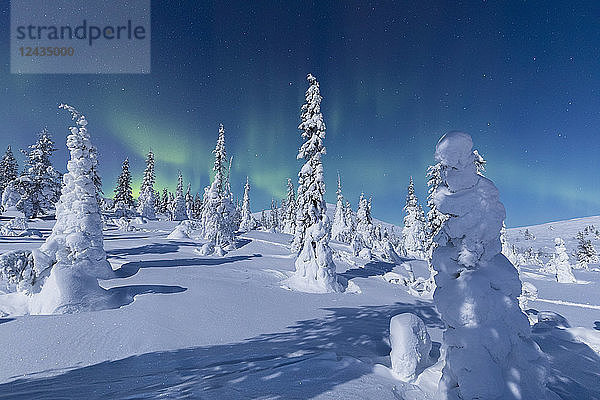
[[1, 1, 599, 227]]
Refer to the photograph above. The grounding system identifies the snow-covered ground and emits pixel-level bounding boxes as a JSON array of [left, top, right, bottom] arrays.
[[0, 214, 599, 399]]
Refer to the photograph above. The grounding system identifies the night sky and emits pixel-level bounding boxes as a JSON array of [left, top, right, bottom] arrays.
[[1, 1, 599, 227]]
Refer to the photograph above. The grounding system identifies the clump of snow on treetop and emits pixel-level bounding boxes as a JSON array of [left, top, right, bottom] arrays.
[[29, 104, 113, 315], [430, 131, 559, 400]]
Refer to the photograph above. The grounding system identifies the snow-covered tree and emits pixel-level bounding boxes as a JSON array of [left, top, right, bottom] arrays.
[[355, 192, 374, 247], [0, 146, 18, 201], [401, 177, 427, 259], [239, 177, 256, 231], [14, 129, 62, 218], [159, 188, 169, 214], [30, 104, 113, 314], [89, 145, 104, 209], [269, 199, 279, 231], [331, 173, 352, 243], [286, 74, 339, 293], [200, 124, 235, 247], [500, 222, 518, 266], [546, 237, 576, 283], [170, 171, 188, 221], [185, 183, 194, 219], [113, 158, 134, 217], [430, 131, 554, 399], [137, 150, 156, 219], [575, 231, 598, 269], [344, 200, 355, 232], [281, 178, 296, 234], [154, 189, 161, 212], [425, 163, 447, 259], [193, 193, 203, 219], [260, 209, 267, 228], [473, 149, 486, 176]]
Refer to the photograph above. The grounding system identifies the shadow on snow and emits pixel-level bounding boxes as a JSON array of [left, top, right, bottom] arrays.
[[0, 302, 442, 400], [113, 254, 263, 279]]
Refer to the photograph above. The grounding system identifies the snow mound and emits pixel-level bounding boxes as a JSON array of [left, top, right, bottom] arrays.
[[167, 224, 191, 240], [389, 313, 432, 381]]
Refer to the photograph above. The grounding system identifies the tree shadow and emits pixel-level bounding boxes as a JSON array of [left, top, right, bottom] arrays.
[[340, 260, 395, 280], [107, 284, 187, 309], [107, 243, 182, 257], [532, 315, 600, 399], [0, 302, 442, 399], [0, 318, 14, 325], [114, 254, 262, 278]]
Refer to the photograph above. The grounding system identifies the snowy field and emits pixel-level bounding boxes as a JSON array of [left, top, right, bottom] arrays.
[[0, 214, 599, 399]]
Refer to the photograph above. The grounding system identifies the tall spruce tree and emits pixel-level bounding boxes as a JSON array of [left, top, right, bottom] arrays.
[[282, 178, 296, 234], [401, 177, 427, 259], [200, 124, 235, 247], [331, 173, 352, 243], [355, 192, 374, 247], [426, 163, 447, 258], [239, 177, 256, 231], [137, 150, 156, 219], [113, 158, 134, 217], [159, 188, 169, 214], [171, 171, 188, 221], [15, 128, 62, 218], [185, 183, 194, 219], [286, 74, 339, 293], [0, 145, 18, 196]]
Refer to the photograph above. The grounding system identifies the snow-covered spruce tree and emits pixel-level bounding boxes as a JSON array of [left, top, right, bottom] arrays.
[[286, 74, 340, 293], [159, 188, 169, 214], [575, 231, 598, 269], [113, 158, 134, 217], [344, 200, 355, 233], [430, 131, 555, 400], [14, 129, 62, 218], [547, 237, 576, 283], [0, 145, 19, 201], [355, 192, 374, 247], [331, 173, 352, 243], [170, 171, 188, 221], [193, 193, 203, 219], [185, 183, 194, 219], [137, 150, 156, 219], [89, 145, 105, 209], [30, 104, 113, 314], [260, 209, 267, 228], [500, 222, 518, 267], [473, 149, 486, 176], [200, 124, 235, 247], [238, 177, 256, 231], [269, 199, 279, 231], [154, 189, 161, 212], [425, 163, 448, 259], [282, 178, 296, 234], [401, 177, 427, 259]]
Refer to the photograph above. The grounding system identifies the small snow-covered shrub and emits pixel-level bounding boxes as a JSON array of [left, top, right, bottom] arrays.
[[196, 242, 214, 256], [358, 248, 372, 259], [0, 226, 18, 237], [0, 250, 37, 293], [5, 216, 28, 230], [389, 313, 431, 381]]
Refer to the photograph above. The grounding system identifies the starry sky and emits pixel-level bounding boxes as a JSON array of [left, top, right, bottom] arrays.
[[1, 1, 599, 227]]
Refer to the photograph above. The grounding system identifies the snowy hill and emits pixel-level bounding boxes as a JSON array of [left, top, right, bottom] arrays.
[[0, 215, 599, 399]]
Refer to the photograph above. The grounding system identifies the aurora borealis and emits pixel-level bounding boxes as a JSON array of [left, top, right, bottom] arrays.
[[1, 1, 599, 226]]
